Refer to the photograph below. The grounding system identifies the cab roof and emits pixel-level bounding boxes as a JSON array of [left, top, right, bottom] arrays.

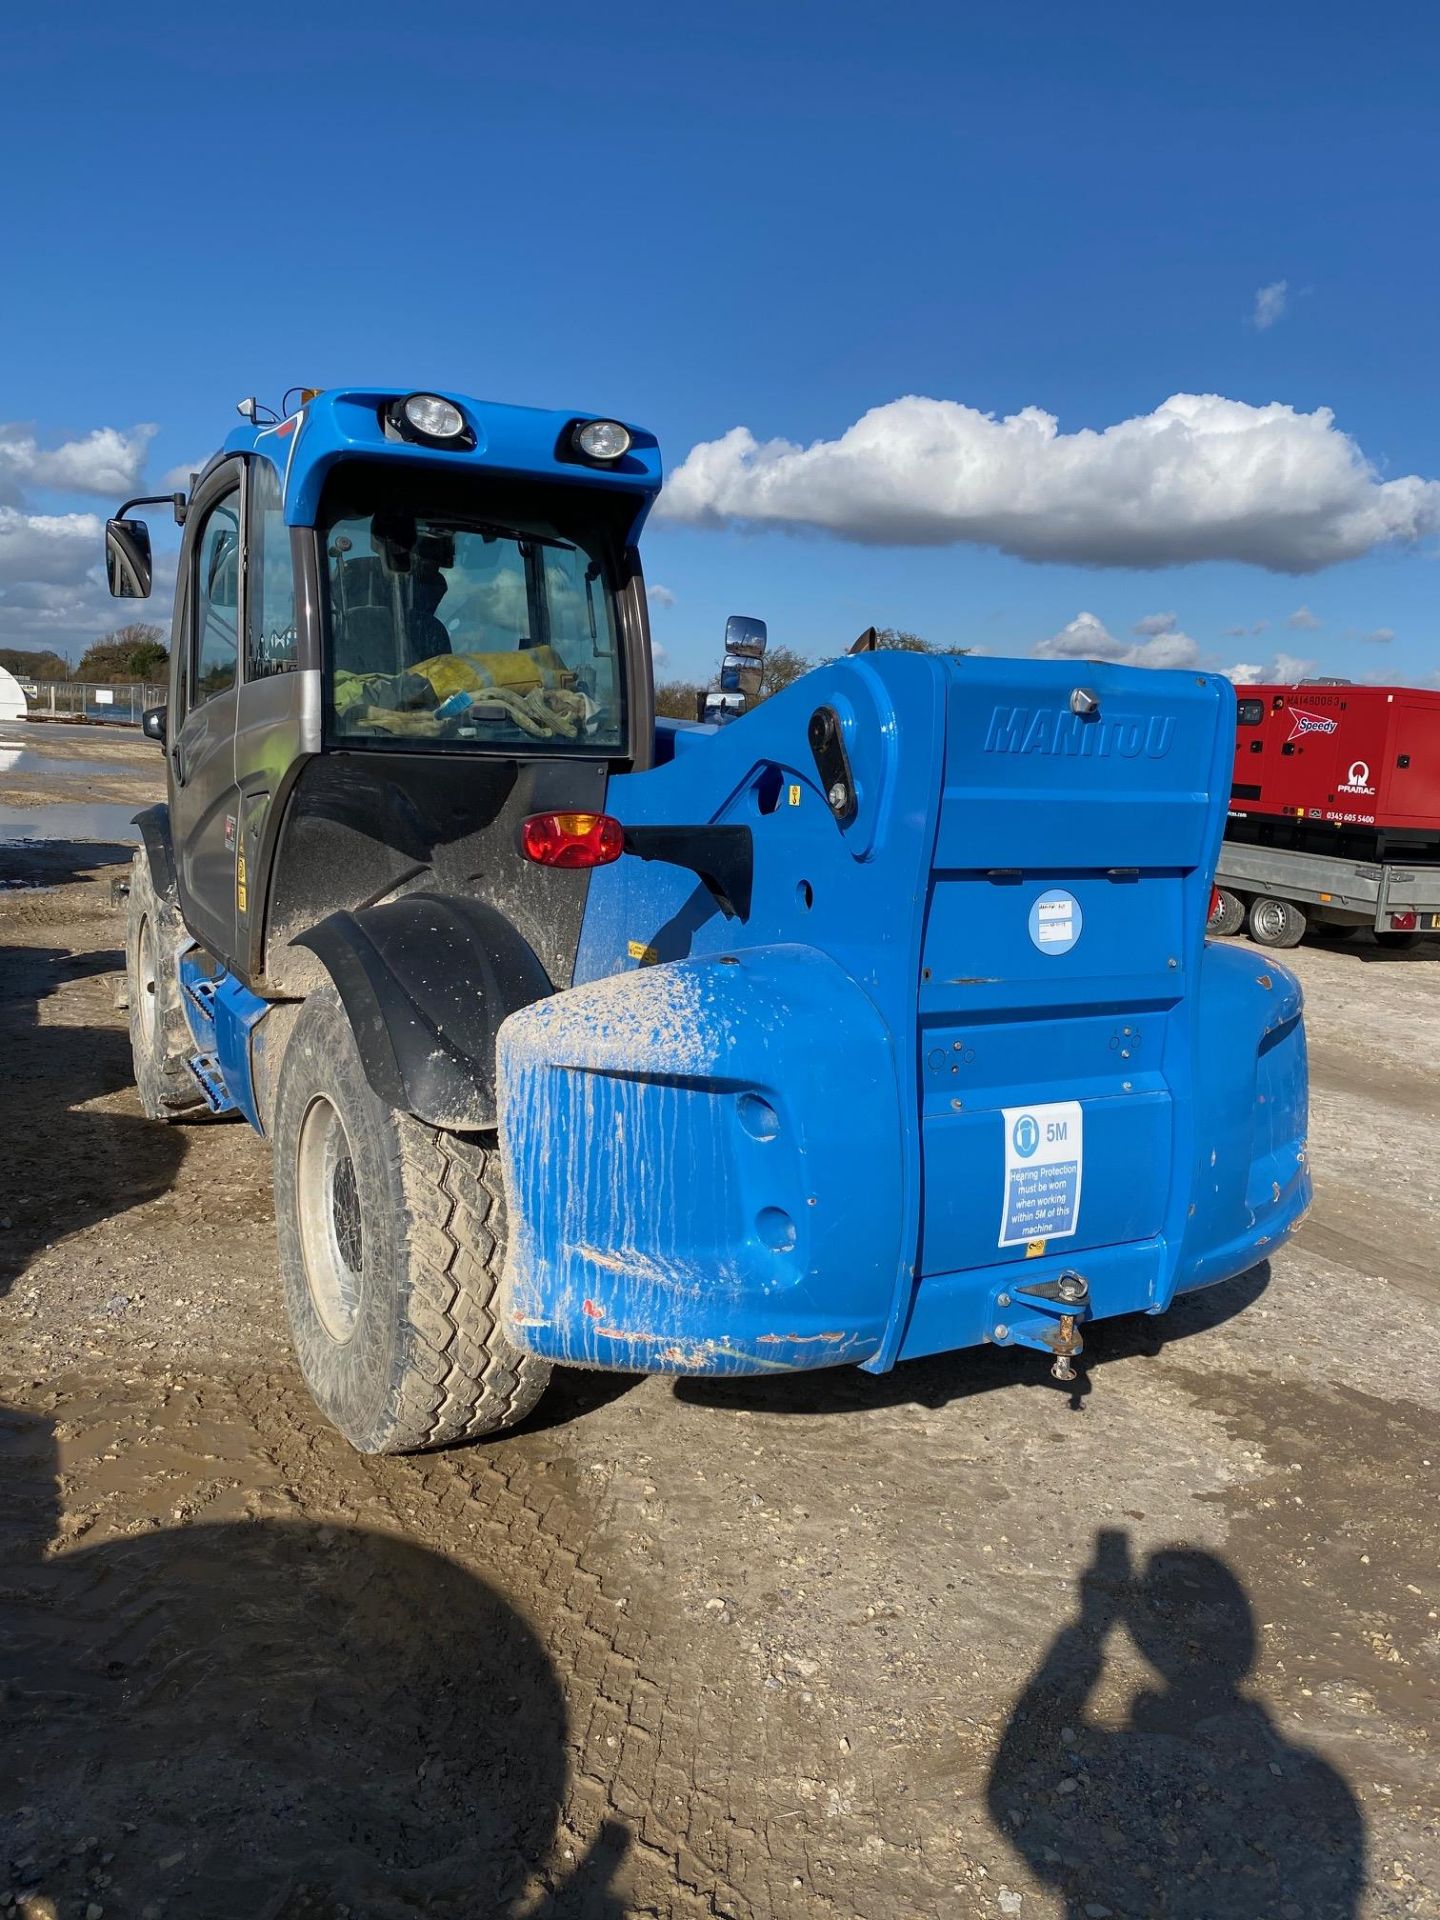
[[220, 386, 662, 536]]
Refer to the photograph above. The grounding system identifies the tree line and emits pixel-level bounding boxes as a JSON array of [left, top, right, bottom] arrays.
[[0, 624, 169, 686], [654, 628, 972, 721]]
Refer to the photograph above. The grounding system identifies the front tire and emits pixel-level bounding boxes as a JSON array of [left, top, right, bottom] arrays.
[[273, 989, 549, 1453], [1247, 894, 1306, 949], [125, 849, 205, 1121]]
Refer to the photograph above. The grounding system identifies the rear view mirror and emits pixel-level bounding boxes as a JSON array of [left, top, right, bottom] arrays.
[[106, 517, 153, 598], [141, 705, 167, 745], [702, 690, 746, 726], [720, 658, 763, 699], [724, 614, 767, 660]]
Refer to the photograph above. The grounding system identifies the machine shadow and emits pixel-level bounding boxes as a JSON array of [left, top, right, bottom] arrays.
[[0, 1406, 627, 1920], [0, 909, 188, 1299], [987, 1526, 1364, 1918], [674, 1262, 1272, 1419]]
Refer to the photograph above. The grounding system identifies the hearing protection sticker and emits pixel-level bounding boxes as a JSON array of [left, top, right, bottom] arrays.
[[999, 1101, 1083, 1246]]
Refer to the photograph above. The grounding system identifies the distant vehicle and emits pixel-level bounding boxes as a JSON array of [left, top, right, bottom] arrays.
[[107, 384, 1309, 1454], [0, 664, 29, 723], [1213, 682, 1440, 947]]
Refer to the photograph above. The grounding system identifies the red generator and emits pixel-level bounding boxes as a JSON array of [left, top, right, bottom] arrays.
[[1214, 682, 1440, 949]]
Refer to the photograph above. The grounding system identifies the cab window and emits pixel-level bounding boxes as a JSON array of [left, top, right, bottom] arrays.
[[320, 487, 624, 752], [192, 488, 242, 703], [247, 459, 297, 678]]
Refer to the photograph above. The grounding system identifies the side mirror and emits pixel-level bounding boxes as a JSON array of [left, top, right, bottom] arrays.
[[720, 658, 763, 699], [702, 690, 746, 726], [723, 614, 767, 660], [106, 517, 153, 598], [141, 705, 167, 745]]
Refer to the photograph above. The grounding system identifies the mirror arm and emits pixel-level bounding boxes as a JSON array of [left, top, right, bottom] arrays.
[[116, 491, 189, 527], [622, 825, 753, 921]]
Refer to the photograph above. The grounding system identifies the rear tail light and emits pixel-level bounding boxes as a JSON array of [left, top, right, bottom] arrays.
[[521, 811, 624, 868], [1389, 910, 1417, 931]]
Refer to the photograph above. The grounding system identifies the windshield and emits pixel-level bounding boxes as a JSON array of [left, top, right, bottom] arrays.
[[322, 496, 624, 751]]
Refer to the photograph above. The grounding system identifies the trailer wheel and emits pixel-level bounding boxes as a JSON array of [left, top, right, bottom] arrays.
[[273, 988, 549, 1454], [1375, 930, 1420, 951], [1207, 887, 1246, 937], [1247, 895, 1306, 949], [124, 848, 205, 1122]]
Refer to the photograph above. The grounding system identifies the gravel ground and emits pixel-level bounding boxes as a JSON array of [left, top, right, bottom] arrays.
[[1, 733, 1437, 1920]]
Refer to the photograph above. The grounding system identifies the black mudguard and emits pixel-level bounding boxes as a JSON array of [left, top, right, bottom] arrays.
[[132, 803, 177, 898], [293, 893, 553, 1130]]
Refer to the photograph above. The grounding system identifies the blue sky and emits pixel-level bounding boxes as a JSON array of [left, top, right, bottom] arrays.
[[3, 0, 1438, 684]]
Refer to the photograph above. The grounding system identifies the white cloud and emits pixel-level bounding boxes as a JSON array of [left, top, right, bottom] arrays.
[[1034, 610, 1204, 671], [162, 458, 213, 491], [1286, 605, 1321, 629], [1252, 280, 1289, 330], [1221, 650, 1314, 685], [0, 507, 102, 586], [1362, 626, 1395, 643], [1271, 651, 1316, 682], [0, 526, 177, 656], [650, 640, 669, 667], [647, 583, 676, 609], [1132, 610, 1178, 636], [0, 423, 156, 504], [658, 392, 1440, 572]]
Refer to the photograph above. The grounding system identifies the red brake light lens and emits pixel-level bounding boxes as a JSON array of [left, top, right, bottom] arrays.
[[521, 811, 625, 868]]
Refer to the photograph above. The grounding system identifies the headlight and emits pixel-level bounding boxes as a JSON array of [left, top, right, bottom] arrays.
[[574, 419, 631, 461], [402, 393, 466, 439]]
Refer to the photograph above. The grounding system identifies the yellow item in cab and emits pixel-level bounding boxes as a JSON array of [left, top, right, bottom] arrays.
[[409, 647, 576, 701]]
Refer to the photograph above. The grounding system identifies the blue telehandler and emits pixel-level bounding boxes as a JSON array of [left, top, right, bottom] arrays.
[[106, 386, 1310, 1452]]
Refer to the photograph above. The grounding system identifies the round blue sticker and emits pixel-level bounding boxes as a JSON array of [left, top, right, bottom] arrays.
[[1028, 888, 1083, 956], [1012, 1114, 1040, 1157]]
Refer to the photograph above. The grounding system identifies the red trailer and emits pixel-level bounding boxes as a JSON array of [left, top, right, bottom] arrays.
[[1213, 682, 1440, 948]]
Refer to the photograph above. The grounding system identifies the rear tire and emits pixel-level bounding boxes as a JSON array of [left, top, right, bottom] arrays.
[[1247, 894, 1306, 949], [273, 988, 549, 1454], [1208, 887, 1246, 937], [1375, 930, 1420, 951], [125, 849, 205, 1122]]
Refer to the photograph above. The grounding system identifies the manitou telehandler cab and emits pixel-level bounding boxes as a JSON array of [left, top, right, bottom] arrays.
[[107, 385, 1310, 1454]]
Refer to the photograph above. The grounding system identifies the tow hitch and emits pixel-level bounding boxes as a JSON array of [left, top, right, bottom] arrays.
[[995, 1271, 1089, 1382]]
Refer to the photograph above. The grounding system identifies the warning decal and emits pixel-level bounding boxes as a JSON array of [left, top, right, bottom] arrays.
[[999, 1101, 1083, 1247]]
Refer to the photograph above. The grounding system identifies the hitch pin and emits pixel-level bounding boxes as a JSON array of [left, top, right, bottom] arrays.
[[1050, 1312, 1083, 1383]]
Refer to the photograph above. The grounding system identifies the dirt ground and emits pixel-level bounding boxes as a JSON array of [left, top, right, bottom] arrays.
[[1, 726, 1437, 1920]]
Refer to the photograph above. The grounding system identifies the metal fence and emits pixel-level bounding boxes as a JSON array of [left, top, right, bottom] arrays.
[[19, 680, 167, 726]]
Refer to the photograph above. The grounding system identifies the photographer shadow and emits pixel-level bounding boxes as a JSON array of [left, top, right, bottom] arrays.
[[988, 1529, 1364, 1918]]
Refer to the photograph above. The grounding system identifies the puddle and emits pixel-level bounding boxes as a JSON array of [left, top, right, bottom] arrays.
[[0, 802, 140, 845], [0, 747, 147, 780]]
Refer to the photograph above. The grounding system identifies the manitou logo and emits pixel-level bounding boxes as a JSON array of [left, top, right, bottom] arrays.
[[1287, 708, 1338, 741], [984, 706, 1175, 760], [1338, 759, 1374, 795]]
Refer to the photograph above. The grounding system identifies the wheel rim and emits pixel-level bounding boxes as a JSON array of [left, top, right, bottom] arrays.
[[1253, 900, 1287, 940], [295, 1095, 365, 1343], [136, 911, 158, 1049]]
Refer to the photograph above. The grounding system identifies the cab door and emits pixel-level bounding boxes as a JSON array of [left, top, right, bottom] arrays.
[[170, 461, 245, 966]]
